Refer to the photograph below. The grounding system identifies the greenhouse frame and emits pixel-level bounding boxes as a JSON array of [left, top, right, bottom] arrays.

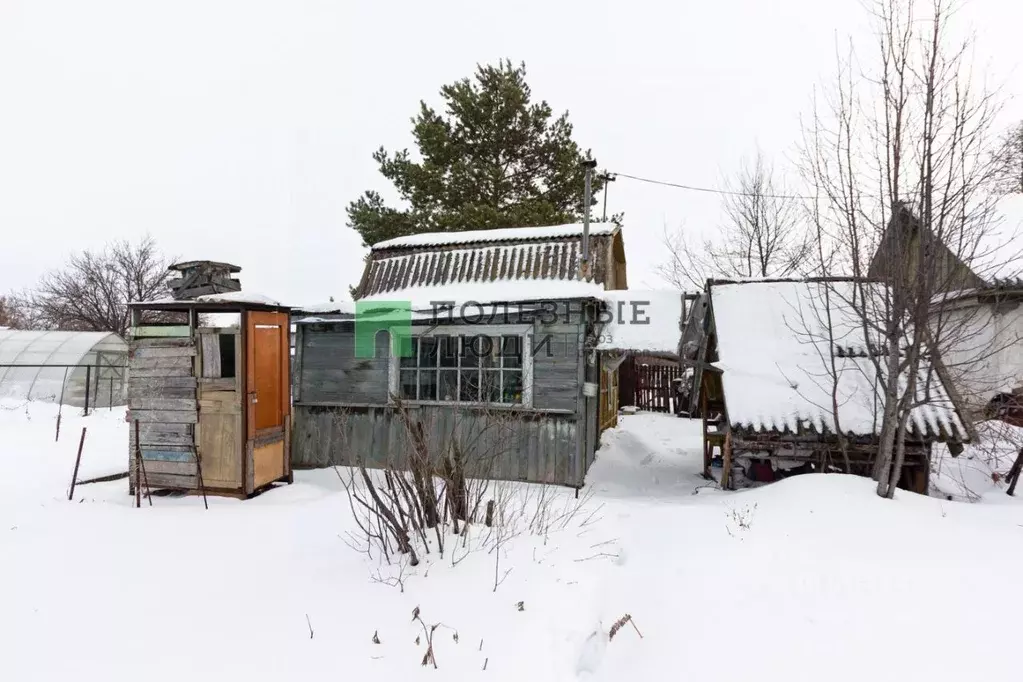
[[0, 330, 128, 408]]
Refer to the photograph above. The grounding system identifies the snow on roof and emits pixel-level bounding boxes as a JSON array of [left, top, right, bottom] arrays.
[[361, 231, 619, 298], [195, 291, 281, 305], [966, 194, 1023, 282], [292, 300, 357, 315], [711, 280, 966, 440], [371, 222, 618, 250], [595, 290, 684, 355], [359, 279, 605, 308], [138, 292, 283, 306]]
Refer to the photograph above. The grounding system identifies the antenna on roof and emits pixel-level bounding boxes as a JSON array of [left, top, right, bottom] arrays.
[[580, 159, 598, 280]]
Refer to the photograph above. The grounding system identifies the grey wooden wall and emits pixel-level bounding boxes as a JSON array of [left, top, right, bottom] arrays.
[[295, 321, 390, 404], [290, 300, 599, 488], [292, 404, 585, 486]]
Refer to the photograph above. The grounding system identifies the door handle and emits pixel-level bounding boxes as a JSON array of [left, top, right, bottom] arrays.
[[249, 391, 258, 404]]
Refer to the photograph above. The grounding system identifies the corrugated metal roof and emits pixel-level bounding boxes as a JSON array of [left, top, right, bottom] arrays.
[[359, 232, 618, 298], [711, 280, 967, 441]]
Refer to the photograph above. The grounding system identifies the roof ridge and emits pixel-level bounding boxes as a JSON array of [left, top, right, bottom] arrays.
[[371, 222, 620, 251]]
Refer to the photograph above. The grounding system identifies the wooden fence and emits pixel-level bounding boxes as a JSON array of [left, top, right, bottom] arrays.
[[620, 360, 683, 413]]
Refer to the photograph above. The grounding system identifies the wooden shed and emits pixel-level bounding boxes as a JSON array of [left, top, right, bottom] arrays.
[[292, 222, 630, 489], [681, 277, 969, 493], [127, 265, 292, 498]]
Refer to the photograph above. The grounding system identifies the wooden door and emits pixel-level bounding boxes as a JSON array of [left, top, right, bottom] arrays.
[[196, 330, 242, 490], [245, 310, 291, 493], [599, 364, 619, 432]]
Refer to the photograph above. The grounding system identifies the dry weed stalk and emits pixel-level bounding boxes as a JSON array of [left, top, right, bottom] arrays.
[[318, 387, 605, 595], [411, 606, 458, 669], [608, 614, 643, 641]]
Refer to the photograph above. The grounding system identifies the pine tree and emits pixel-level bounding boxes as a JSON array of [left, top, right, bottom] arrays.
[[347, 60, 608, 246]]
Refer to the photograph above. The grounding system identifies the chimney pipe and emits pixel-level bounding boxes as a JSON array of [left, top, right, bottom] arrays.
[[580, 159, 597, 279]]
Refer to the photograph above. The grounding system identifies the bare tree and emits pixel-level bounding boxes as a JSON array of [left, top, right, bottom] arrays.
[[21, 237, 172, 337], [990, 120, 1023, 195], [657, 152, 812, 288], [802, 0, 1000, 498], [655, 224, 698, 290], [0, 296, 29, 329]]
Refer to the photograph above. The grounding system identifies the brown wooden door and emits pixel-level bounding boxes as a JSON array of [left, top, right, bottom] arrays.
[[245, 310, 291, 492]]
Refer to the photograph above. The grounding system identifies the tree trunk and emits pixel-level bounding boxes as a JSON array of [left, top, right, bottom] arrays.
[[1006, 448, 1023, 497], [874, 332, 903, 495]]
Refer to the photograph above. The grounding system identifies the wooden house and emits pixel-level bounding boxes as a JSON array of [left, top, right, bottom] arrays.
[[127, 261, 293, 498], [683, 278, 969, 493], [291, 223, 630, 489]]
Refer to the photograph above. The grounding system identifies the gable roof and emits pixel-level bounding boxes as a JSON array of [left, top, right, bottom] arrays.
[[869, 196, 1023, 290], [709, 279, 967, 441], [355, 222, 626, 300]]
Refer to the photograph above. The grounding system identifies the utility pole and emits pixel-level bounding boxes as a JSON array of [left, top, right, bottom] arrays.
[[598, 173, 616, 221], [580, 159, 598, 279]]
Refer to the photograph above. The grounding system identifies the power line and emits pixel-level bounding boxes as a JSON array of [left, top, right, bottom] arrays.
[[610, 171, 817, 201]]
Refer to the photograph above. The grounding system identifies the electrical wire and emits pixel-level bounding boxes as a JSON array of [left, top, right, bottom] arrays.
[[610, 171, 818, 201]]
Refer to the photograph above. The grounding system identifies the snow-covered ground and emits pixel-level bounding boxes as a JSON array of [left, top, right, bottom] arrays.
[[933, 419, 1023, 501], [3, 402, 1023, 681]]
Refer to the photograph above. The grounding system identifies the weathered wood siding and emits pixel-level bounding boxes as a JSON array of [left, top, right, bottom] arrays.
[[298, 322, 390, 404], [531, 324, 581, 412], [128, 334, 200, 491], [291, 300, 601, 487], [292, 404, 583, 486]]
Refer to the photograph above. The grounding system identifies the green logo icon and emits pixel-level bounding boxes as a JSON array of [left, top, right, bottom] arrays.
[[355, 300, 412, 358]]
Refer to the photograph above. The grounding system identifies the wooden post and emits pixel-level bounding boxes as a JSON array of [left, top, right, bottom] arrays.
[[55, 366, 69, 442], [1007, 448, 1023, 497], [137, 440, 153, 507], [721, 430, 733, 490], [134, 420, 142, 508], [67, 427, 87, 501], [83, 365, 92, 416], [195, 449, 209, 510]]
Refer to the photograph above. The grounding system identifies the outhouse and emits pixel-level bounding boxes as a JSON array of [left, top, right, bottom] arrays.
[[127, 261, 293, 497]]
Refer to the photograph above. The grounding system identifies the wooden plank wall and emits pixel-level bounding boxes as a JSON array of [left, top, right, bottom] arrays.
[[292, 405, 582, 487], [128, 335, 200, 491], [531, 324, 581, 412], [291, 301, 595, 488], [298, 322, 390, 404]]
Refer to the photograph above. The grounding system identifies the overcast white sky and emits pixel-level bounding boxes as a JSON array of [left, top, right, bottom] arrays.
[[1, 0, 1020, 305]]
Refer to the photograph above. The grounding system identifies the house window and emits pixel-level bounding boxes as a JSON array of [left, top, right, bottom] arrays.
[[398, 334, 525, 405]]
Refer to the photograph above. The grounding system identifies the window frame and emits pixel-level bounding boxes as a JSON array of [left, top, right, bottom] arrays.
[[388, 324, 534, 408]]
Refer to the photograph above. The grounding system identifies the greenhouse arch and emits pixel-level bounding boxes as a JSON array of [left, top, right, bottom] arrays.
[[0, 330, 128, 407]]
